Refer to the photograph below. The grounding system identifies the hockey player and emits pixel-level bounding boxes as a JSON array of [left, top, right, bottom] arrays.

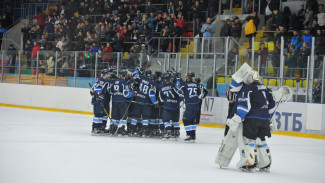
[[149, 72, 162, 137], [177, 72, 202, 142], [159, 72, 181, 139], [194, 78, 208, 125], [90, 69, 112, 135], [226, 70, 276, 171], [130, 69, 159, 137], [109, 70, 134, 135]]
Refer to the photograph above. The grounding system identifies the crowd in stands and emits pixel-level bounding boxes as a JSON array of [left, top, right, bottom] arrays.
[[20, 0, 216, 56], [220, 0, 325, 79]]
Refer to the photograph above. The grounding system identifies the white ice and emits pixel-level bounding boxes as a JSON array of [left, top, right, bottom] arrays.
[[0, 107, 324, 183]]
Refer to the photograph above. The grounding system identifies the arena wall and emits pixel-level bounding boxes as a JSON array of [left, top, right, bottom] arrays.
[[1, 83, 325, 137]]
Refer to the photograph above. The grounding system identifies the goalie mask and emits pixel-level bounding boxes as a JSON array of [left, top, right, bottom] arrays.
[[243, 70, 260, 85]]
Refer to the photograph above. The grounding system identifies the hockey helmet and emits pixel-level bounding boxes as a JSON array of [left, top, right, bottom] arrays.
[[195, 77, 201, 83], [145, 69, 152, 78], [163, 72, 173, 83], [119, 70, 127, 77], [186, 72, 195, 79], [101, 69, 109, 76]]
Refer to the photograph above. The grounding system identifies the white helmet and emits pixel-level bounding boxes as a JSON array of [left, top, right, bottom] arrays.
[[243, 70, 260, 85]]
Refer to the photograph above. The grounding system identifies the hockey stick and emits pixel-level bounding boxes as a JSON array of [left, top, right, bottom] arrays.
[[121, 94, 135, 122], [89, 83, 112, 123]]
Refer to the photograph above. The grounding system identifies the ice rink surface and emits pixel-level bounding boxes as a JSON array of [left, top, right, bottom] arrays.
[[0, 107, 325, 183]]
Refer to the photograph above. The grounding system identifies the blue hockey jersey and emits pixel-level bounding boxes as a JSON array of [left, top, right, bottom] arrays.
[[91, 77, 112, 105], [110, 78, 133, 102], [133, 73, 158, 104], [235, 82, 276, 120], [159, 83, 180, 109], [177, 81, 202, 104]]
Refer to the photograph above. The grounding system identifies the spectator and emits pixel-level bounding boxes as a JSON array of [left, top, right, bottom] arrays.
[[220, 19, 232, 37], [282, 6, 291, 30], [30, 10, 46, 34], [170, 21, 182, 52], [312, 79, 322, 103], [272, 44, 281, 77], [21, 23, 30, 49], [46, 53, 55, 76], [306, 0, 319, 15], [147, 12, 156, 30], [296, 5, 306, 30], [96, 24, 108, 43], [62, 35, 71, 51], [145, 1, 157, 16], [201, 17, 216, 54], [285, 44, 298, 78], [56, 37, 65, 51], [6, 44, 17, 73], [176, 0, 186, 16], [227, 47, 238, 75], [230, 16, 242, 50], [113, 32, 124, 52], [191, 0, 203, 36], [302, 28, 312, 48], [0, 24, 8, 50], [25, 39, 33, 67], [303, 7, 314, 29], [315, 28, 325, 55], [264, 9, 278, 41], [245, 11, 260, 49], [102, 42, 113, 64], [46, 14, 55, 41], [291, 30, 302, 52], [318, 4, 325, 29], [167, 1, 175, 16], [175, 14, 185, 30], [299, 42, 311, 78], [31, 41, 41, 69], [257, 42, 268, 76], [160, 25, 170, 52], [273, 26, 290, 49], [40, 34, 47, 50], [311, 20, 320, 36], [263, 0, 278, 24]]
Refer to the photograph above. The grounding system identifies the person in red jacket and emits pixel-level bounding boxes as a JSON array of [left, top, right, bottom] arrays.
[[30, 10, 46, 34], [102, 42, 113, 64], [257, 42, 269, 76], [31, 41, 41, 69], [175, 14, 185, 30]]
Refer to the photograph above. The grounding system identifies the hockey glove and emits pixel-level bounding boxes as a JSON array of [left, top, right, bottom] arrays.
[[226, 114, 242, 131], [97, 93, 104, 101]]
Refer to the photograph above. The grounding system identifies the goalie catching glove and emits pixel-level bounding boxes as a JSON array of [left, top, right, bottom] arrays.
[[226, 114, 242, 131]]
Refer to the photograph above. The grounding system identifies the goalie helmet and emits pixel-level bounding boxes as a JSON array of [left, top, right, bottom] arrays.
[[243, 70, 260, 85]]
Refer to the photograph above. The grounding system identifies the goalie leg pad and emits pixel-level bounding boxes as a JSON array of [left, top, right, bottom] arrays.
[[215, 130, 238, 168], [256, 139, 271, 169], [236, 137, 257, 169]]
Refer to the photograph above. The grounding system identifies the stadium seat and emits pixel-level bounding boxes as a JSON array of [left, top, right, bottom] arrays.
[[217, 77, 225, 84], [285, 79, 294, 87], [228, 77, 232, 84], [302, 80, 307, 88], [263, 78, 268, 85], [267, 42, 274, 51], [269, 79, 277, 86]]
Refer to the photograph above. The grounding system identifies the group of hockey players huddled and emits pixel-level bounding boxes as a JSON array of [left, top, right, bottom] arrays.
[[90, 66, 208, 142], [215, 63, 292, 172]]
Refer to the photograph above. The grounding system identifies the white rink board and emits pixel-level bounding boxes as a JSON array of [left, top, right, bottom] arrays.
[[0, 83, 93, 112], [1, 83, 324, 134]]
